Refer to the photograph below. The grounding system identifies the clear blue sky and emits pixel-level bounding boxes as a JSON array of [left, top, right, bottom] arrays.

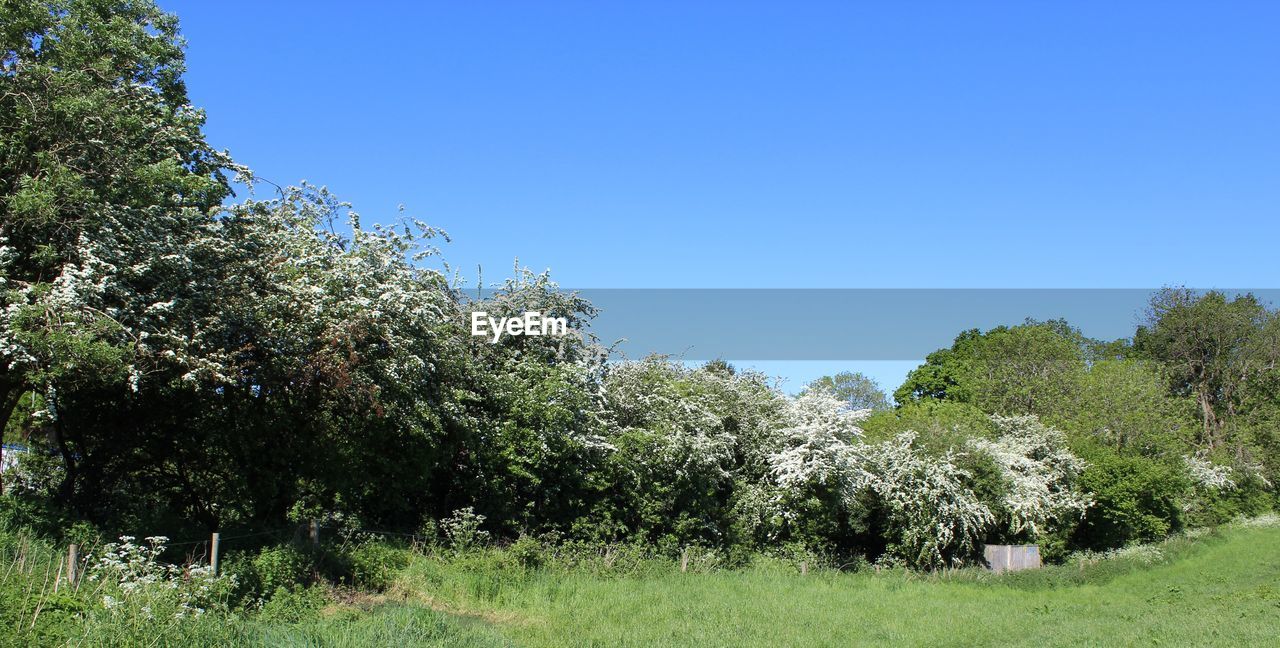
[[166, 1, 1280, 394]]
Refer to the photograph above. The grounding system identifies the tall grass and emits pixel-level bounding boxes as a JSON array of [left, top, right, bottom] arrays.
[[0, 526, 502, 647], [4, 518, 1279, 646], [393, 519, 1280, 647], [0, 526, 90, 646]]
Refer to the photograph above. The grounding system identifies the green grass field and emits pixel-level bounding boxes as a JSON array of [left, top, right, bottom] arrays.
[[5, 520, 1279, 646], [360, 521, 1280, 647]]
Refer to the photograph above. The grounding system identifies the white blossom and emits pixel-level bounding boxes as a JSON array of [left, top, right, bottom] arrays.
[[971, 415, 1092, 537], [1184, 455, 1235, 491]]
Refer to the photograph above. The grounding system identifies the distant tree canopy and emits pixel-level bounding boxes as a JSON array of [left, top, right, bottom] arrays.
[[802, 371, 890, 411], [893, 319, 1094, 419], [892, 296, 1280, 546]]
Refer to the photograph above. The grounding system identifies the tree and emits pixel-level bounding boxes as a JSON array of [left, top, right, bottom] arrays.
[[1, 0, 236, 491], [803, 371, 890, 411], [894, 320, 1090, 419], [970, 415, 1090, 541], [1135, 289, 1280, 449], [1055, 358, 1195, 456], [893, 330, 982, 405]]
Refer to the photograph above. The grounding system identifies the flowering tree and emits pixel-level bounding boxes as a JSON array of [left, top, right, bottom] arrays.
[[970, 415, 1091, 540], [860, 433, 995, 569], [0, 0, 238, 490], [765, 392, 995, 568], [768, 391, 870, 511], [597, 357, 787, 546]]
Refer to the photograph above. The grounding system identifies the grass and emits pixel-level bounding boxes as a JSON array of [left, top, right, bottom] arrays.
[[252, 605, 511, 647], [3, 518, 1279, 646], [391, 520, 1280, 647]]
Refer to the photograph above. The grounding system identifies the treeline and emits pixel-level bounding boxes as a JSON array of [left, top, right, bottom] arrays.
[[2, 0, 1278, 569]]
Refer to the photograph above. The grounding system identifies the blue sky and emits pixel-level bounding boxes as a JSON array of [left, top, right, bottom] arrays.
[[166, 1, 1280, 395]]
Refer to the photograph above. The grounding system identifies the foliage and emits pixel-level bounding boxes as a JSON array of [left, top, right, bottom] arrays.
[[241, 544, 314, 599], [895, 320, 1092, 419], [1069, 443, 1191, 549], [801, 371, 890, 411], [1053, 358, 1194, 456], [859, 432, 994, 569], [0, 0, 238, 499], [346, 542, 409, 591], [970, 415, 1090, 540], [255, 585, 326, 624], [860, 399, 995, 448], [1135, 288, 1280, 449], [594, 357, 787, 549]]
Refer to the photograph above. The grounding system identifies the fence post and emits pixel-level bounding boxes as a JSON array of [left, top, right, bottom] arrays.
[[67, 544, 78, 584], [210, 533, 220, 576], [309, 519, 320, 546]]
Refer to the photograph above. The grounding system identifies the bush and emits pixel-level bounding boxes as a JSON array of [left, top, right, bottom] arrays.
[[247, 544, 315, 596], [507, 534, 544, 570], [1070, 444, 1190, 550], [347, 542, 409, 590], [1182, 468, 1272, 528], [0, 451, 76, 538], [257, 584, 327, 623]]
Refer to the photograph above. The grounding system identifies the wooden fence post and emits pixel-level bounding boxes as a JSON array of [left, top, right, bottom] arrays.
[[67, 544, 78, 584], [210, 533, 220, 576]]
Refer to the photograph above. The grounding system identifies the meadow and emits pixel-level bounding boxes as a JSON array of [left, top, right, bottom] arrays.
[[6, 517, 1277, 647], [380, 519, 1280, 647]]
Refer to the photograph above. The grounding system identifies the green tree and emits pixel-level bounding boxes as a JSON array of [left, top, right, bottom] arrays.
[[1135, 288, 1280, 449], [1, 0, 236, 491], [895, 320, 1091, 419], [1054, 358, 1195, 456], [802, 371, 890, 411]]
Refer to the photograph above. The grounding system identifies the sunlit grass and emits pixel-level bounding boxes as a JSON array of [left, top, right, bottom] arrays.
[[4, 520, 1278, 646], [394, 522, 1280, 647]]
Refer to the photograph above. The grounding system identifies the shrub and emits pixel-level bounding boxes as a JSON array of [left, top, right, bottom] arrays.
[[507, 534, 544, 570], [1069, 444, 1190, 550], [970, 415, 1091, 542], [247, 544, 314, 596], [257, 584, 327, 623], [347, 542, 409, 590], [861, 433, 994, 569], [1181, 455, 1273, 528]]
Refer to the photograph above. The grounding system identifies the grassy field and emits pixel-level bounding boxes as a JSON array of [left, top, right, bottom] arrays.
[[369, 520, 1280, 647], [4, 519, 1279, 646]]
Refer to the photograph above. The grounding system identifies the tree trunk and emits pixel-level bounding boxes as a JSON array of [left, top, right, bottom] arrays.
[[50, 407, 79, 503], [0, 383, 23, 496], [1196, 386, 1219, 449]]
